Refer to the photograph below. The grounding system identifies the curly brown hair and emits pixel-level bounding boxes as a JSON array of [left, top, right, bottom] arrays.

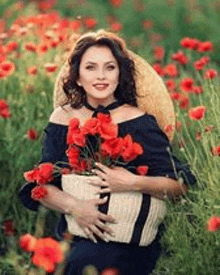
[[62, 29, 138, 108]]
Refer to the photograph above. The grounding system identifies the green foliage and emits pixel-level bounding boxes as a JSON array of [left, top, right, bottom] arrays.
[[0, 0, 220, 273]]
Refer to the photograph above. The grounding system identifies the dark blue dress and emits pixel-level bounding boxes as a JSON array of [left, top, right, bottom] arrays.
[[19, 114, 196, 275]]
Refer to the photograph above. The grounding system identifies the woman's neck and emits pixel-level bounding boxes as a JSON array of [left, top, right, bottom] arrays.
[[86, 97, 117, 108]]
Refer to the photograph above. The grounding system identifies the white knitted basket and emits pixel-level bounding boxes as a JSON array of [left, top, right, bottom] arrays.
[[62, 173, 166, 246]]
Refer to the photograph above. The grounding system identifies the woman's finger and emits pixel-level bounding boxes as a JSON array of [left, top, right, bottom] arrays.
[[95, 221, 115, 237], [83, 227, 97, 243], [88, 225, 108, 242], [92, 196, 108, 205], [87, 178, 109, 187], [96, 188, 111, 194], [91, 169, 107, 180], [98, 212, 117, 223], [95, 162, 110, 173]]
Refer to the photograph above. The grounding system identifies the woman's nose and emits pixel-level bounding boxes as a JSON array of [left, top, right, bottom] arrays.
[[97, 70, 106, 79]]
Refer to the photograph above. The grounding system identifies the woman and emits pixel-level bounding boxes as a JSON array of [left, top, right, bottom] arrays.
[[19, 30, 196, 274]]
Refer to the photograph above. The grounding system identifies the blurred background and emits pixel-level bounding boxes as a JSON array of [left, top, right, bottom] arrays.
[[0, 0, 220, 274]]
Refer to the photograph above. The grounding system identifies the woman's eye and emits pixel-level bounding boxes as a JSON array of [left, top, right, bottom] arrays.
[[108, 66, 115, 70], [85, 66, 95, 70]]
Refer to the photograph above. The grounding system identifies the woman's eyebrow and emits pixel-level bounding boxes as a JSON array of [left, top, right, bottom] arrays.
[[85, 61, 116, 65]]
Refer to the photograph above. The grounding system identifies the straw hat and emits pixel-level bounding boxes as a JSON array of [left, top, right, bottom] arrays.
[[53, 34, 175, 141]]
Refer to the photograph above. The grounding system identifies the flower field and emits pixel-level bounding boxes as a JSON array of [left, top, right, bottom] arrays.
[[0, 0, 220, 274]]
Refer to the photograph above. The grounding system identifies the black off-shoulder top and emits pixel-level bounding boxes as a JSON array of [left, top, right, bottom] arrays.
[[18, 114, 196, 211]]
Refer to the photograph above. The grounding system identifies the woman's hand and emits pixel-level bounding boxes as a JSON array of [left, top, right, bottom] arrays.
[[70, 197, 116, 243], [87, 162, 138, 194]]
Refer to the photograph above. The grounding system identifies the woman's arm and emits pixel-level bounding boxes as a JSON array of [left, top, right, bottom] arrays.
[[130, 174, 188, 200], [88, 163, 188, 200]]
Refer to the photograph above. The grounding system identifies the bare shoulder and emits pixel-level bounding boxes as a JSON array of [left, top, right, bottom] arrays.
[[49, 104, 76, 125], [121, 104, 145, 119]]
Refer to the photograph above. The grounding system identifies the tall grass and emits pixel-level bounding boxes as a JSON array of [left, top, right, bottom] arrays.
[[0, 0, 220, 273]]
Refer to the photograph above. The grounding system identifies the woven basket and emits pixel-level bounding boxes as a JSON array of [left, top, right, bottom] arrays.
[[62, 173, 166, 246]]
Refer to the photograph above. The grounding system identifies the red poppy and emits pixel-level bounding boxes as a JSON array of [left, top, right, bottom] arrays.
[[44, 63, 58, 73], [71, 159, 88, 174], [178, 94, 189, 109], [0, 99, 8, 110], [0, 108, 11, 118], [121, 134, 143, 162], [180, 37, 199, 50], [111, 22, 122, 32], [27, 66, 38, 76], [20, 233, 37, 252], [164, 63, 178, 78], [172, 50, 188, 65], [32, 237, 63, 273], [0, 53, 6, 63], [0, 99, 10, 118], [164, 124, 174, 133], [6, 41, 19, 53], [207, 216, 220, 231], [142, 20, 153, 29], [109, 0, 123, 7], [38, 1, 55, 10], [66, 145, 80, 166], [25, 42, 37, 52], [170, 92, 180, 100], [31, 186, 48, 200], [24, 163, 54, 185], [101, 267, 120, 275], [37, 163, 54, 184], [192, 86, 203, 94], [188, 106, 206, 120], [180, 78, 194, 92], [61, 168, 72, 175], [3, 219, 16, 236], [0, 61, 15, 76], [26, 128, 38, 140], [136, 165, 149, 175], [211, 146, 220, 156], [67, 127, 86, 147], [70, 20, 81, 31], [84, 17, 97, 29], [24, 168, 39, 182], [82, 117, 99, 135], [95, 114, 118, 140], [198, 41, 213, 53], [97, 113, 112, 124], [153, 46, 165, 61], [37, 43, 49, 55], [50, 39, 59, 48], [97, 121, 118, 140], [101, 137, 124, 159], [69, 117, 80, 129], [165, 79, 176, 90], [152, 63, 165, 77], [193, 56, 210, 71], [203, 69, 218, 79]]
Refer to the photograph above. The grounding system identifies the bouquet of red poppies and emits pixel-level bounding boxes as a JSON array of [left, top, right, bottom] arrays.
[[66, 113, 143, 174], [24, 113, 145, 201]]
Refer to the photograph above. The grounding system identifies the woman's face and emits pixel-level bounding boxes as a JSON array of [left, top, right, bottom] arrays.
[[77, 45, 120, 106]]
